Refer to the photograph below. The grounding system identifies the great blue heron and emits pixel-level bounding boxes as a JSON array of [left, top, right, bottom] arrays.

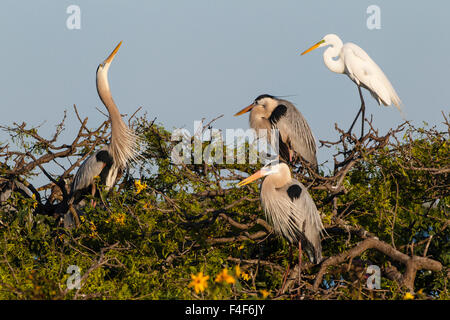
[[237, 161, 324, 286], [234, 94, 317, 169], [68, 41, 139, 214], [301, 34, 402, 137]]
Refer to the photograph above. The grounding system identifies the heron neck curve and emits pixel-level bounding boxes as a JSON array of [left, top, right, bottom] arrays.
[[264, 164, 291, 189], [249, 106, 272, 136], [96, 67, 138, 169], [97, 76, 125, 127], [323, 38, 345, 74]]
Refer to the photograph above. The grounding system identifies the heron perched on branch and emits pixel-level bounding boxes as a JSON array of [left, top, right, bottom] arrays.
[[238, 161, 324, 287], [68, 41, 139, 218], [234, 94, 317, 170], [301, 34, 402, 137]]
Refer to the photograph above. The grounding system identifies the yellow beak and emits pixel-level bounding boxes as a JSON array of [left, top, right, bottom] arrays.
[[301, 40, 324, 56], [234, 104, 254, 116], [237, 169, 265, 187], [104, 41, 123, 64]]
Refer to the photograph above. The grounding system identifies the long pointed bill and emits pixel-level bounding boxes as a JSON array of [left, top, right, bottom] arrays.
[[234, 104, 254, 116], [237, 169, 265, 187], [104, 41, 123, 64], [301, 40, 324, 56]]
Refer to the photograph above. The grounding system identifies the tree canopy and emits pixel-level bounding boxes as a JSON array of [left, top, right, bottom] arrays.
[[0, 108, 448, 300]]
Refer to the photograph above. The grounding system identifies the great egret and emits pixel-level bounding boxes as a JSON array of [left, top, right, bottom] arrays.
[[234, 94, 317, 169], [69, 42, 139, 214], [301, 34, 402, 137], [238, 161, 324, 285]]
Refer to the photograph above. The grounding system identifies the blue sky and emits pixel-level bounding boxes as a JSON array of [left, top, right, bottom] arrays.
[[0, 1, 449, 177]]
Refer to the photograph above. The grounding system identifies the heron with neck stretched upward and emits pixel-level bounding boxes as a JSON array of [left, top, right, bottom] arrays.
[[69, 42, 139, 212]]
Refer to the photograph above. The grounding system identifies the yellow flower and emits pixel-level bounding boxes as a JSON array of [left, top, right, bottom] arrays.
[[238, 244, 244, 250], [403, 292, 414, 300], [112, 213, 126, 225], [134, 179, 147, 195], [234, 265, 250, 281], [235, 265, 241, 277], [241, 272, 250, 281], [89, 222, 98, 238], [260, 289, 270, 298], [215, 268, 235, 284], [189, 272, 209, 294], [143, 202, 152, 210], [31, 194, 38, 209]]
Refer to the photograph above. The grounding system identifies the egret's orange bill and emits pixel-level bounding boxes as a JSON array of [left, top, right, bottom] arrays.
[[237, 169, 264, 187], [105, 41, 123, 64], [234, 104, 254, 116], [301, 40, 324, 56]]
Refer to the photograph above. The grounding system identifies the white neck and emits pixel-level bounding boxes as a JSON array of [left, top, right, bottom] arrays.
[[249, 105, 272, 137], [264, 163, 291, 189], [323, 38, 345, 74]]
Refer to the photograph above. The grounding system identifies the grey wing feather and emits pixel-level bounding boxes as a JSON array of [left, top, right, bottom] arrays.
[[71, 149, 106, 192], [289, 180, 324, 263], [275, 100, 317, 166], [261, 179, 324, 263]]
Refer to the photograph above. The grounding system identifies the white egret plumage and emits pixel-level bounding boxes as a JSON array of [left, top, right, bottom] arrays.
[[301, 34, 402, 137]]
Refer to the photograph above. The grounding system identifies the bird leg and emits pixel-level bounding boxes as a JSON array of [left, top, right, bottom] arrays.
[[358, 86, 366, 138], [90, 184, 97, 208], [297, 241, 302, 286], [347, 86, 365, 137], [347, 107, 362, 136]]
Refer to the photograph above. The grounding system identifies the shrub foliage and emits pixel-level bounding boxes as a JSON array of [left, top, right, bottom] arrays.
[[0, 108, 448, 300]]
